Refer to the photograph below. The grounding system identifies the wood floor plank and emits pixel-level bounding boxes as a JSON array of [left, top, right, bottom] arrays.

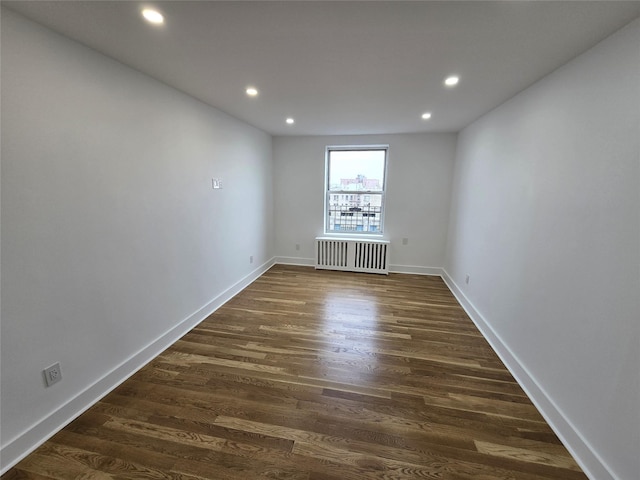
[[2, 265, 587, 479]]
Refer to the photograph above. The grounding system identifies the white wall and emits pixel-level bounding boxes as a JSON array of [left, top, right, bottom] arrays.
[[445, 18, 639, 480], [0, 9, 274, 470], [273, 133, 457, 273]]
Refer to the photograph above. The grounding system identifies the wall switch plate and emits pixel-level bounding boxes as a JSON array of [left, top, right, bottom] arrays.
[[44, 362, 62, 387], [402, 238, 409, 245]]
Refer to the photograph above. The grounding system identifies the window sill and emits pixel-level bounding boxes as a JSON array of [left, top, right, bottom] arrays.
[[318, 233, 388, 241]]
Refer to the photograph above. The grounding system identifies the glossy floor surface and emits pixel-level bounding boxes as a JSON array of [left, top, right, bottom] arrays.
[[3, 265, 587, 479]]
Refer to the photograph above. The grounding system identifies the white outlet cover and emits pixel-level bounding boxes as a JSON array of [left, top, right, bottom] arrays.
[[44, 362, 62, 387]]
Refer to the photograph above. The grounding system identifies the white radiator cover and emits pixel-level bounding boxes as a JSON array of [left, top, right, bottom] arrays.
[[315, 237, 390, 274]]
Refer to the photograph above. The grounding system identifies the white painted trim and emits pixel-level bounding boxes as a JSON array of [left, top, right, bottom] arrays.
[[0, 257, 276, 475], [441, 269, 616, 480], [388, 264, 443, 276], [315, 236, 389, 243], [274, 256, 315, 267]]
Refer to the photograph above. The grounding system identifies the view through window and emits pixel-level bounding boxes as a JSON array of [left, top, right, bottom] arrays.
[[325, 147, 387, 234]]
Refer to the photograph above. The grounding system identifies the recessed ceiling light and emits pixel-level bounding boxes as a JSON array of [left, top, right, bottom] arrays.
[[246, 87, 258, 97], [444, 76, 460, 87], [286, 118, 295, 125], [421, 112, 432, 120], [142, 8, 164, 25]]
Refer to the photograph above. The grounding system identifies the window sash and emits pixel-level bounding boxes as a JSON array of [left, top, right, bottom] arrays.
[[326, 194, 384, 233]]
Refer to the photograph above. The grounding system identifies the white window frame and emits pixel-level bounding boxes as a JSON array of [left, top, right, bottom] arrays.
[[324, 145, 389, 236]]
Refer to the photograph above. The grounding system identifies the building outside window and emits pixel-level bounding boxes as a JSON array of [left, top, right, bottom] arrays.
[[325, 146, 388, 234]]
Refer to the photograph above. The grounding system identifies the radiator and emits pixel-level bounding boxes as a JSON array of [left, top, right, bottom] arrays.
[[315, 237, 390, 274]]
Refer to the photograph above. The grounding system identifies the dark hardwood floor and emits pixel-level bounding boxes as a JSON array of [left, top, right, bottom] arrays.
[[3, 265, 588, 479]]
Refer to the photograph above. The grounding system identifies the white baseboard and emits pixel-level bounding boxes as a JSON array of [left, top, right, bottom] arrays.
[[389, 264, 443, 276], [273, 259, 443, 276], [440, 269, 616, 480], [274, 256, 315, 267], [0, 257, 276, 475]]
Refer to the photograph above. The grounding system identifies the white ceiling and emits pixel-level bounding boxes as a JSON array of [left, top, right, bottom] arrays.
[[5, 1, 640, 136]]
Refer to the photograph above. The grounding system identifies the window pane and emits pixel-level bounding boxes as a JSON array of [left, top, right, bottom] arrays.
[[326, 194, 383, 233], [328, 150, 385, 192]]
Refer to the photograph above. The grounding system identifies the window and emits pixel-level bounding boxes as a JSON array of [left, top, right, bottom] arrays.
[[325, 146, 388, 234]]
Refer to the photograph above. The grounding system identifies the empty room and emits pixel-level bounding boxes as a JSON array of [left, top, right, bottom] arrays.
[[1, 1, 639, 479]]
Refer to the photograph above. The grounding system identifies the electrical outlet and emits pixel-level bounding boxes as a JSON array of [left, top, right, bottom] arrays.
[[212, 178, 222, 189], [402, 238, 409, 245], [295, 244, 300, 251], [44, 362, 62, 387], [465, 274, 470, 285], [249, 255, 254, 264]]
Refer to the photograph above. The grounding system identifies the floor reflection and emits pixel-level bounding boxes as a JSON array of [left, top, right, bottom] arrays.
[[313, 286, 381, 386]]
